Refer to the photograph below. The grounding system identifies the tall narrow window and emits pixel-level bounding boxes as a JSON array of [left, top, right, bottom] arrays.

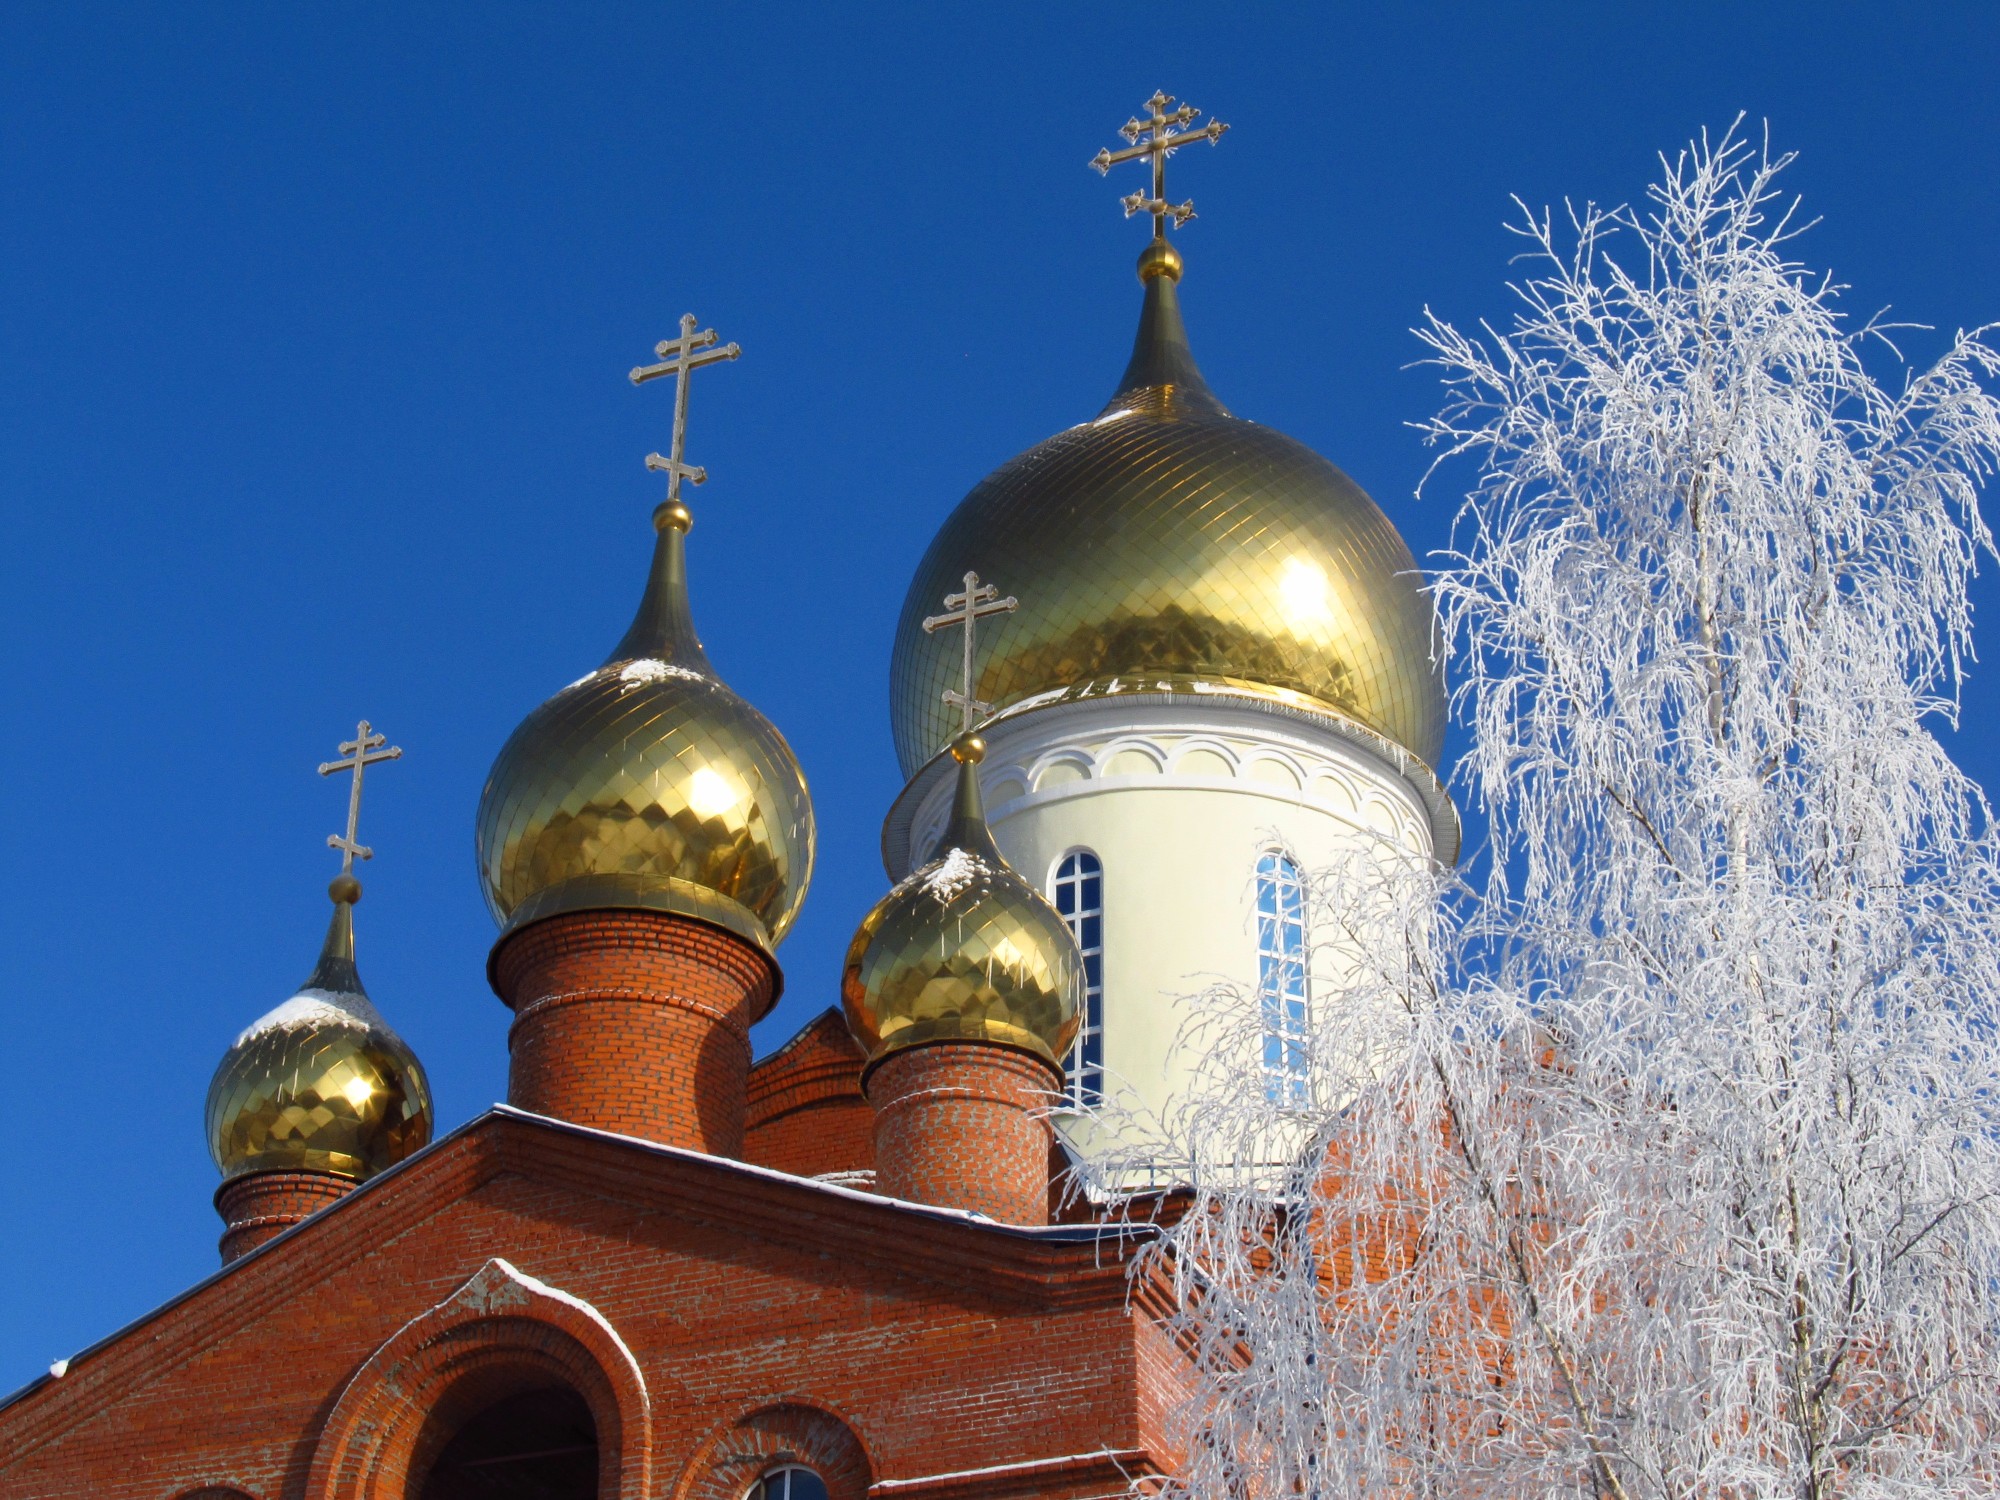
[[1052, 851, 1105, 1106], [1256, 851, 1310, 1107]]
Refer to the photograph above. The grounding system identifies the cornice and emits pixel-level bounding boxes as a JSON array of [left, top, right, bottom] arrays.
[[883, 690, 1460, 878]]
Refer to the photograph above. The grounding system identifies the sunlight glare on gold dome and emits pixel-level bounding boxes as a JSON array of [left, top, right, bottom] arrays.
[[887, 325, 1446, 777]]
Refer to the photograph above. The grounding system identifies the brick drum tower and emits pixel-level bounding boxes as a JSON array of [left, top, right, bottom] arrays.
[[475, 489, 809, 1159]]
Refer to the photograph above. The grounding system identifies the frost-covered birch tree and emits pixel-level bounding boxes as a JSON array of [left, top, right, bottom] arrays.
[[1117, 126, 2000, 1500]]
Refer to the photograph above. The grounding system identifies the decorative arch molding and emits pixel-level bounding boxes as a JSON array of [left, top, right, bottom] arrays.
[[898, 702, 1450, 876], [1167, 736, 1242, 777], [984, 770, 1030, 809], [929, 737, 1408, 854], [888, 693, 1457, 877], [672, 1401, 872, 1500], [1098, 739, 1166, 776], [1244, 754, 1304, 791], [304, 1257, 651, 1500], [1030, 751, 1094, 791]]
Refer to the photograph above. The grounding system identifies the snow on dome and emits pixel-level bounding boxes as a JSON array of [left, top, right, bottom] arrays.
[[919, 846, 988, 903], [232, 988, 384, 1048], [841, 753, 1082, 1070]]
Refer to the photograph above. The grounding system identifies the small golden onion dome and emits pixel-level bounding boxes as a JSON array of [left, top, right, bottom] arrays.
[[888, 242, 1446, 778], [475, 506, 816, 959], [843, 734, 1082, 1072], [206, 882, 433, 1183]]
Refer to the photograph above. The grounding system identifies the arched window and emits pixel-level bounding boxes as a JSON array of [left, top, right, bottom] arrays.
[[1052, 851, 1105, 1106], [749, 1467, 830, 1500], [1255, 851, 1310, 1107]]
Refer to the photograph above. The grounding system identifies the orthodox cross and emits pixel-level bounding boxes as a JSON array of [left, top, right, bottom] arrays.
[[923, 571, 1019, 735], [629, 313, 742, 507], [318, 720, 402, 872], [1089, 91, 1229, 236]]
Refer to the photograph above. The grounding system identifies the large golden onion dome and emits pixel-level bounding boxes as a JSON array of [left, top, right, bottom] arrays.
[[889, 243, 1445, 778], [843, 734, 1082, 1071], [207, 879, 433, 1183], [476, 503, 815, 959]]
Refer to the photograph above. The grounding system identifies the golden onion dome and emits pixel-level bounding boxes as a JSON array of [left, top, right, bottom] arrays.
[[888, 245, 1446, 779], [206, 878, 433, 1183], [475, 503, 815, 960], [843, 734, 1082, 1071]]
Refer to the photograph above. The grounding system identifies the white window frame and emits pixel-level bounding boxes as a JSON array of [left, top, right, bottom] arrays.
[[1051, 849, 1105, 1107], [748, 1467, 827, 1500], [1255, 849, 1311, 1108]]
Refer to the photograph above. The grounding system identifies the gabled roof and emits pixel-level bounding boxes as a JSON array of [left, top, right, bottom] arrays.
[[747, 1007, 868, 1132], [753, 1006, 866, 1075], [0, 1104, 1151, 1445]]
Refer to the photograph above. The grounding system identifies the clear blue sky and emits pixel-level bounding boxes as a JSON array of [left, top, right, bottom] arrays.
[[3, 4, 1996, 1387]]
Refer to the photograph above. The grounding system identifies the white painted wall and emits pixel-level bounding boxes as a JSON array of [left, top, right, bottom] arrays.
[[884, 695, 1452, 1146]]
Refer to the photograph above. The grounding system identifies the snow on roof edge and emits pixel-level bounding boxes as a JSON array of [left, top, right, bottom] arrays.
[[0, 1103, 1149, 1417]]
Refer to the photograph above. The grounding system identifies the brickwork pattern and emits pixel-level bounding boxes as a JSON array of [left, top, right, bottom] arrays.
[[306, 1257, 651, 1500], [493, 910, 776, 1154], [744, 1010, 874, 1179], [214, 1171, 355, 1264], [0, 1113, 1160, 1500], [673, 1402, 870, 1500], [866, 1044, 1062, 1225]]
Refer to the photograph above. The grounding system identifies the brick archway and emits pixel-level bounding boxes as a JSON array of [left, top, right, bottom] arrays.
[[305, 1258, 651, 1500], [673, 1402, 871, 1500]]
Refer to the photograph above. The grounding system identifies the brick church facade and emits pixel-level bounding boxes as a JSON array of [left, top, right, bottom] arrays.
[[0, 92, 1454, 1500], [0, 1051, 1177, 1500], [0, 397, 1186, 1500]]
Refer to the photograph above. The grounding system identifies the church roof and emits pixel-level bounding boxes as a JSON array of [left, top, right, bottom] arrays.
[[887, 246, 1448, 780], [1, 1104, 1149, 1441], [845, 734, 1082, 1075], [476, 481, 816, 967], [206, 888, 432, 1185]]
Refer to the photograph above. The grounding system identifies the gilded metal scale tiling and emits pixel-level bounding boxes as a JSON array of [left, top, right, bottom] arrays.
[[844, 736, 1081, 1071], [475, 507, 815, 955], [887, 261, 1446, 780], [207, 898, 433, 1182], [476, 316, 815, 959], [209, 723, 433, 1185]]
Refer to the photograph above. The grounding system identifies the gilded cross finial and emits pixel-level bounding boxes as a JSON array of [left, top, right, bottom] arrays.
[[318, 720, 402, 878], [1089, 90, 1228, 239], [629, 312, 742, 523], [923, 571, 1019, 736]]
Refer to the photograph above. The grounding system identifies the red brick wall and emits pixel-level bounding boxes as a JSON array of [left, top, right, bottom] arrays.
[[745, 1010, 874, 1179], [0, 1113, 1160, 1500], [867, 1044, 1060, 1225], [213, 1171, 354, 1264], [492, 910, 776, 1155]]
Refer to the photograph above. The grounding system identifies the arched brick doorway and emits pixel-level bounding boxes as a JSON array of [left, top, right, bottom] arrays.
[[414, 1379, 598, 1499], [307, 1259, 650, 1500]]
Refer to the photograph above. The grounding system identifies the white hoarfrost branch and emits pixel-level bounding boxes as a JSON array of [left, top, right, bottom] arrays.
[[1099, 123, 2000, 1500]]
